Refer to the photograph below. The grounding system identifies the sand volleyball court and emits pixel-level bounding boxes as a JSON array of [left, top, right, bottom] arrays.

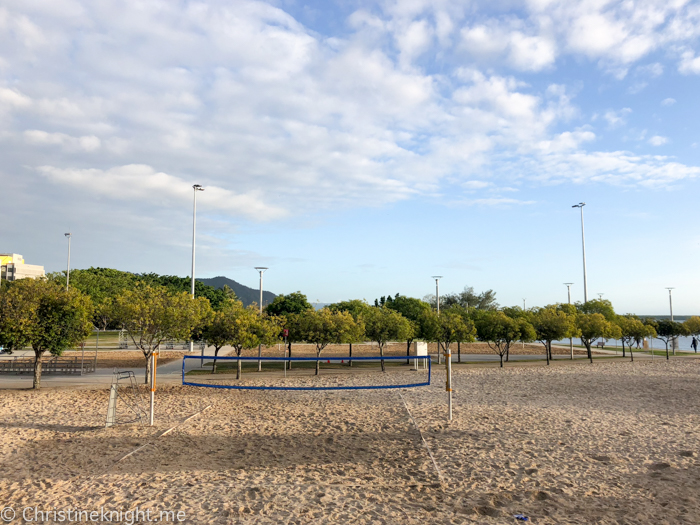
[[1, 360, 700, 524]]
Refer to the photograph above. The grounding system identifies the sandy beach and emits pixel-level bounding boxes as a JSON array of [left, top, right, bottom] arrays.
[[1, 359, 699, 524]]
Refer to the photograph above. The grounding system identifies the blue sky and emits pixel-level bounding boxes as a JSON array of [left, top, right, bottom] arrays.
[[2, 0, 700, 313]]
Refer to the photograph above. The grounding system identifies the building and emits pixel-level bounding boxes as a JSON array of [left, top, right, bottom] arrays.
[[0, 254, 46, 282]]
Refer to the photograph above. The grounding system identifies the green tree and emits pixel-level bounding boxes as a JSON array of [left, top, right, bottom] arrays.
[[112, 284, 212, 383], [266, 292, 314, 367], [265, 292, 314, 316], [530, 306, 577, 365], [438, 286, 499, 311], [617, 315, 656, 362], [577, 313, 622, 363], [577, 299, 616, 321], [363, 307, 413, 372], [0, 279, 94, 389], [386, 295, 432, 363], [295, 309, 361, 375], [201, 299, 275, 373], [216, 304, 280, 379], [683, 316, 700, 353], [655, 319, 686, 360], [425, 309, 476, 363], [473, 310, 522, 367], [48, 267, 137, 329], [327, 300, 369, 366]]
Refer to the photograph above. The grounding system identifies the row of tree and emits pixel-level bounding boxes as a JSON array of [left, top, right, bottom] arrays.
[[2, 275, 698, 390]]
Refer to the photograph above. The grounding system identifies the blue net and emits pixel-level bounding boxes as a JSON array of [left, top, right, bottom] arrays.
[[182, 355, 431, 391]]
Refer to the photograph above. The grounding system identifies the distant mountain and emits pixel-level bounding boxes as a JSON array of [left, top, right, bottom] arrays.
[[197, 276, 277, 308]]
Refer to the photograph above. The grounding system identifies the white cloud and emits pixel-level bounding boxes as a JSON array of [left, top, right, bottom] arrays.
[[462, 180, 490, 189], [0, 87, 31, 108], [24, 130, 100, 151], [636, 62, 664, 77], [661, 97, 676, 106], [36, 165, 287, 220], [648, 135, 668, 146], [459, 25, 556, 72], [679, 50, 700, 74], [604, 108, 632, 127], [0, 0, 697, 232]]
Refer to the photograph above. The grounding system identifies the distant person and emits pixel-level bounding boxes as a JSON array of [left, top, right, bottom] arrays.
[[692, 337, 698, 353]]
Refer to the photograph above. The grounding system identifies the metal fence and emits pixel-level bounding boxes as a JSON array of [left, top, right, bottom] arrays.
[[0, 353, 97, 375]]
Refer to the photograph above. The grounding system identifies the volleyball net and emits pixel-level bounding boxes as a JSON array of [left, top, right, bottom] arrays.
[[182, 355, 431, 391]]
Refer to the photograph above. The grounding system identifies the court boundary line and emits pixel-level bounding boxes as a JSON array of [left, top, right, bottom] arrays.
[[398, 391, 444, 485]]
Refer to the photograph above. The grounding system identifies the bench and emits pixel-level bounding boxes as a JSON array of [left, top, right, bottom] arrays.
[[596, 341, 605, 349]]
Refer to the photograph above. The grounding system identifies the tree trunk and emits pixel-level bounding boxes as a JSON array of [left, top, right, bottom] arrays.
[[621, 339, 626, 358], [665, 342, 669, 360], [499, 354, 503, 368], [237, 354, 242, 379], [506, 346, 510, 362], [380, 344, 385, 372], [349, 343, 352, 367], [33, 350, 43, 390], [586, 342, 593, 363], [144, 351, 152, 385], [315, 349, 321, 376], [630, 345, 634, 362], [458, 341, 461, 363], [406, 340, 410, 365], [287, 342, 292, 369], [545, 342, 550, 365], [212, 347, 220, 374]]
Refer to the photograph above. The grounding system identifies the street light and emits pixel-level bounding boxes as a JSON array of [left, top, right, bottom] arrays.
[[255, 267, 268, 372], [572, 203, 588, 303], [191, 184, 204, 358], [432, 276, 443, 315], [431, 276, 443, 365], [65, 233, 72, 290], [564, 283, 574, 359], [666, 287, 675, 355], [523, 298, 526, 310]]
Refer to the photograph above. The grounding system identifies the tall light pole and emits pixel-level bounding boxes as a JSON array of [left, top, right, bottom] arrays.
[[666, 287, 675, 355], [431, 276, 443, 365], [572, 203, 588, 303], [432, 276, 442, 315], [564, 283, 574, 359], [65, 233, 72, 290], [191, 184, 204, 357], [431, 276, 451, 420], [255, 267, 268, 372], [523, 298, 526, 310]]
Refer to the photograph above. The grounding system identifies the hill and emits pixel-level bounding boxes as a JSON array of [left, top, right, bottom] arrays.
[[197, 276, 277, 308]]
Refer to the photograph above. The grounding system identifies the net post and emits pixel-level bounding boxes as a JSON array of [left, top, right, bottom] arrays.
[[445, 347, 452, 421], [150, 349, 158, 426]]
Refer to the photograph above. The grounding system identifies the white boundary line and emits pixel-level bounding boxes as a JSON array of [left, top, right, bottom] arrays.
[[398, 392, 444, 484], [114, 405, 212, 464]]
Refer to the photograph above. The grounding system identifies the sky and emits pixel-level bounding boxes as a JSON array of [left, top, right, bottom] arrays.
[[2, 0, 700, 314]]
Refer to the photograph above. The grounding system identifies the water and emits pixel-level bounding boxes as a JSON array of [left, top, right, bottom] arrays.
[[553, 335, 699, 353]]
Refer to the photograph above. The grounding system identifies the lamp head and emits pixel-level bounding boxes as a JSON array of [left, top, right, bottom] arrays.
[[193, 184, 204, 191], [64, 233, 71, 238], [572, 202, 586, 208], [255, 267, 268, 272]]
